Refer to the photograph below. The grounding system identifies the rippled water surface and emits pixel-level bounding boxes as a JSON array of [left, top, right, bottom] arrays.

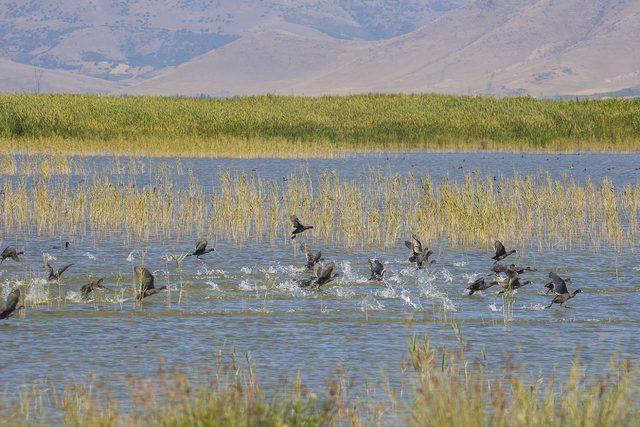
[[1, 152, 640, 400]]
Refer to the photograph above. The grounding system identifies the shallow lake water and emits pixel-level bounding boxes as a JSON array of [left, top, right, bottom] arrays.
[[1, 152, 640, 404]]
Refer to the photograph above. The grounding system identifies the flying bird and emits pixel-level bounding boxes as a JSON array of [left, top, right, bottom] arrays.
[[546, 272, 582, 308], [301, 244, 322, 270], [368, 259, 385, 281], [188, 239, 215, 259], [405, 235, 435, 268], [299, 262, 339, 289], [492, 240, 516, 262], [45, 262, 73, 281], [134, 266, 166, 301], [80, 278, 107, 300], [0, 288, 21, 320], [467, 277, 498, 295], [491, 263, 535, 275], [0, 246, 24, 263], [498, 268, 531, 294], [290, 215, 313, 239]]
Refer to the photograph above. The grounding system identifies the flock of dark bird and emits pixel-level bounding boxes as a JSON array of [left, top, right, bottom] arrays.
[[0, 215, 581, 321]]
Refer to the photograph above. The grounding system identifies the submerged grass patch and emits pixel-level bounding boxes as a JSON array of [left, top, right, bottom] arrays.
[[0, 94, 639, 157], [2, 336, 639, 426], [0, 160, 638, 249]]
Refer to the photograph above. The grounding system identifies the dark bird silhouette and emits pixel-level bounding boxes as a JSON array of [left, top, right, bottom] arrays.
[[80, 278, 107, 300], [467, 277, 498, 295], [546, 272, 582, 308], [492, 240, 516, 262], [490, 263, 536, 275], [498, 268, 531, 294], [368, 259, 385, 281], [299, 262, 339, 289], [290, 215, 313, 239], [0, 246, 24, 263], [0, 288, 21, 320], [135, 266, 166, 301], [545, 274, 571, 293], [301, 244, 322, 270], [52, 242, 70, 250], [188, 239, 215, 259], [404, 234, 435, 268], [45, 262, 73, 281]]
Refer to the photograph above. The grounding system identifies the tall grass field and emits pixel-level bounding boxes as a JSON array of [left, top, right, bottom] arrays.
[[0, 94, 638, 157]]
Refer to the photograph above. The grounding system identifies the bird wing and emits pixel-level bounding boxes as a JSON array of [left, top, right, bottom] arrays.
[[318, 262, 335, 281], [491, 263, 506, 273], [494, 240, 506, 256], [411, 235, 423, 253], [290, 215, 303, 228], [135, 266, 155, 290], [471, 277, 484, 287], [1, 289, 19, 314], [195, 240, 207, 252], [57, 263, 73, 276], [548, 272, 568, 294], [313, 251, 322, 263], [302, 245, 314, 262], [369, 259, 383, 274], [0, 247, 10, 258]]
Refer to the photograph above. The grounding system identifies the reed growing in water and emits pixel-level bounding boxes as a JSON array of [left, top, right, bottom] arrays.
[[1, 94, 639, 157], [2, 336, 638, 426], [0, 162, 638, 249]]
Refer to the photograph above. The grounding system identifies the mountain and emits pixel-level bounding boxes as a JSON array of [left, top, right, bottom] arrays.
[[1, 0, 638, 97], [0, 58, 120, 93]]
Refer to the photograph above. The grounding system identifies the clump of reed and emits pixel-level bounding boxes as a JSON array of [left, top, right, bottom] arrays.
[[1, 166, 639, 249], [0, 93, 639, 157], [3, 336, 640, 426]]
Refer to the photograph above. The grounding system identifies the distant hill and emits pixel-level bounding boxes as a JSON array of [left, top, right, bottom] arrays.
[[1, 0, 638, 97]]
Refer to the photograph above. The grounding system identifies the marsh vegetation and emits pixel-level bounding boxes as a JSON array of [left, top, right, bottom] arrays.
[[1, 94, 639, 157]]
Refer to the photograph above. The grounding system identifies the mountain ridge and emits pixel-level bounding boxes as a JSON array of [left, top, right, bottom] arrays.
[[1, 0, 638, 97]]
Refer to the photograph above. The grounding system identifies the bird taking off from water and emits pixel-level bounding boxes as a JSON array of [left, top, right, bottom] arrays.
[[81, 278, 107, 300], [290, 215, 313, 239], [546, 271, 582, 308], [0, 288, 21, 320], [467, 277, 498, 295], [491, 263, 535, 275], [498, 267, 531, 294], [299, 262, 339, 289], [405, 234, 435, 268], [45, 262, 73, 281], [492, 240, 516, 262], [301, 244, 322, 270], [1, 246, 24, 263], [134, 266, 166, 301], [368, 259, 385, 281], [188, 239, 215, 259]]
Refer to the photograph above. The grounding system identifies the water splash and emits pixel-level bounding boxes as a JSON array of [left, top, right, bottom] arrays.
[[84, 252, 97, 260], [360, 294, 384, 311], [42, 252, 56, 262]]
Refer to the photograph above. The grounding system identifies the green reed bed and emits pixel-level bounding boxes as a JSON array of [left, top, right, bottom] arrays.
[[0, 94, 639, 157], [0, 165, 638, 249], [2, 336, 639, 426]]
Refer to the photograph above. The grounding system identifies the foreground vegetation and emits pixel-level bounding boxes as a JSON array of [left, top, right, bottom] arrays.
[[0, 94, 639, 156], [2, 336, 638, 426]]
